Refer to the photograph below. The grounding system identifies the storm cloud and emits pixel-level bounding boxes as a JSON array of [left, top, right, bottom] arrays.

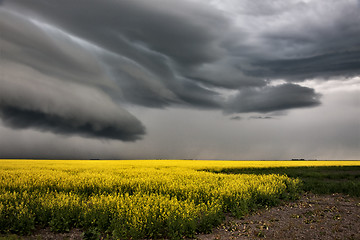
[[0, 61, 145, 141], [0, 0, 359, 147], [227, 84, 321, 113]]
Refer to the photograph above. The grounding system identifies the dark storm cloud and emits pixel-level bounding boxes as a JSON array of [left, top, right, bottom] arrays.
[[0, 0, 359, 141], [1, 0, 230, 109], [0, 8, 109, 88], [227, 84, 321, 113], [246, 51, 360, 81], [0, 106, 143, 141], [0, 124, 132, 159], [226, 0, 360, 82], [5, 0, 228, 66], [0, 62, 145, 141]]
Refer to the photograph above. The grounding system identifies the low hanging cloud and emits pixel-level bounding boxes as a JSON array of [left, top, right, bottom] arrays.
[[227, 84, 321, 113], [0, 0, 359, 141], [0, 61, 145, 141]]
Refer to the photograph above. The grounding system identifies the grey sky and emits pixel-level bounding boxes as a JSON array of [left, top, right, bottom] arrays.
[[0, 0, 359, 159]]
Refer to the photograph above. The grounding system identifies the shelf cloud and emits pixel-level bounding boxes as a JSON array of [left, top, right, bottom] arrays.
[[0, 61, 145, 141], [0, 0, 359, 147]]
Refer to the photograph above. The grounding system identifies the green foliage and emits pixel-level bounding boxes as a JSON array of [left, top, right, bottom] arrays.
[[82, 228, 101, 240], [0, 235, 21, 240], [0, 192, 35, 235]]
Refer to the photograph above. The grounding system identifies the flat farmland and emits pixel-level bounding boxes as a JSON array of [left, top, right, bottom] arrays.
[[0, 160, 359, 239]]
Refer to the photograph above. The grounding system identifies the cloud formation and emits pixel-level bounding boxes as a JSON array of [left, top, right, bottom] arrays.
[[0, 61, 145, 141], [227, 84, 321, 113], [1, 0, 359, 141]]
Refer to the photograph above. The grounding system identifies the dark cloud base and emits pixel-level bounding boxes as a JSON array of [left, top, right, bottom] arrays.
[[227, 84, 321, 113], [0, 106, 145, 141], [248, 51, 360, 81]]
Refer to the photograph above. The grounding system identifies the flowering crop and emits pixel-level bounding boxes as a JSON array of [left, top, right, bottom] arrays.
[[0, 160, 357, 239]]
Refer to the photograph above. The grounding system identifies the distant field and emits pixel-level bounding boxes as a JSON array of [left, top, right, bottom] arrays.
[[0, 160, 359, 239], [1, 159, 358, 171]]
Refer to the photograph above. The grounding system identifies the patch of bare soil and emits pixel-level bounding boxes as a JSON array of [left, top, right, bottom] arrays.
[[196, 193, 360, 240], [20, 228, 83, 240]]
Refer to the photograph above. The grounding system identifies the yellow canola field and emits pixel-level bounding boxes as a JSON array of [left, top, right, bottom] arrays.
[[0, 160, 358, 239], [1, 159, 359, 171]]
